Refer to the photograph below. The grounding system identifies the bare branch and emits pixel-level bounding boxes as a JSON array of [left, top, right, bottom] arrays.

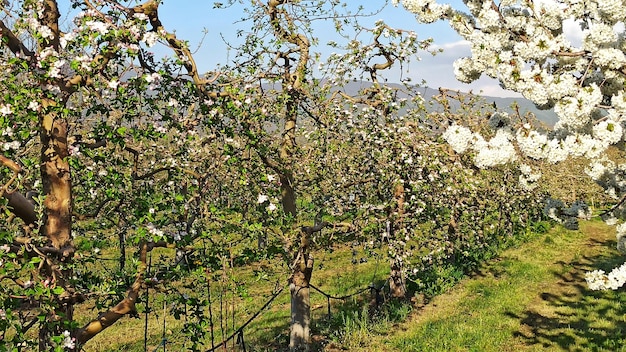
[[3, 191, 37, 226]]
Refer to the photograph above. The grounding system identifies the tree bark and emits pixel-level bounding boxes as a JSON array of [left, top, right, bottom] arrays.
[[289, 261, 312, 351], [289, 228, 314, 351], [37, 97, 75, 351], [389, 183, 407, 298], [40, 107, 73, 249]]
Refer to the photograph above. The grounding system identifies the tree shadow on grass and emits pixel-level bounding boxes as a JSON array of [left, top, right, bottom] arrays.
[[505, 239, 626, 351]]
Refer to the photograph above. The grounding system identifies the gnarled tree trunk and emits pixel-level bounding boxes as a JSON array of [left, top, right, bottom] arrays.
[[289, 244, 313, 351], [289, 220, 327, 351], [38, 98, 76, 350]]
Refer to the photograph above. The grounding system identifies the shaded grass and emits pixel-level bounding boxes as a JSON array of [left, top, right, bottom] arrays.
[[358, 220, 626, 352]]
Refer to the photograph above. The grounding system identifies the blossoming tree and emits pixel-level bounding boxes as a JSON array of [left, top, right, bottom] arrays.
[[394, 0, 626, 289], [206, 3, 436, 346], [0, 0, 232, 349], [0, 0, 432, 350], [0, 0, 564, 351]]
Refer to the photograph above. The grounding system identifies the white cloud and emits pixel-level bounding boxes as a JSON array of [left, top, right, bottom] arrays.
[[408, 40, 521, 98], [563, 18, 583, 47]]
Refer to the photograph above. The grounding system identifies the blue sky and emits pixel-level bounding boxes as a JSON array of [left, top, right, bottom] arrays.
[[57, 1, 518, 97], [157, 1, 519, 97]]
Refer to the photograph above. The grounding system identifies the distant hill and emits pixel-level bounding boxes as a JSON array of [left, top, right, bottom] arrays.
[[418, 86, 558, 127], [335, 82, 558, 127]]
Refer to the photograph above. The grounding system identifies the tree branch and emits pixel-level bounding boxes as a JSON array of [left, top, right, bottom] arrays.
[[132, 1, 230, 99], [0, 20, 34, 59], [1, 156, 37, 225], [75, 240, 168, 345]]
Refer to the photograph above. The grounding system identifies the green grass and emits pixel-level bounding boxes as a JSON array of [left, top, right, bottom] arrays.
[[357, 220, 626, 352], [77, 240, 389, 351], [76, 219, 626, 351]]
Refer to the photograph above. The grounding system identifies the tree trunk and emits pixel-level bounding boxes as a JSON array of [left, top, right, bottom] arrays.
[[389, 258, 406, 299], [39, 102, 75, 350], [289, 232, 313, 351], [280, 171, 297, 218], [289, 265, 312, 351], [267, 1, 312, 348], [41, 108, 73, 249], [389, 183, 407, 298]]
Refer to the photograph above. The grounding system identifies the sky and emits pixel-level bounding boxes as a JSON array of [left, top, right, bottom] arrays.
[[50, 0, 520, 97], [153, 0, 522, 97]]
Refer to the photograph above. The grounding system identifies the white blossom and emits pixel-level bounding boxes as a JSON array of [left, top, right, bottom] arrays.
[[62, 330, 75, 350], [133, 13, 149, 21], [518, 164, 541, 191], [146, 223, 164, 237], [441, 123, 474, 154], [69, 144, 81, 156], [144, 72, 161, 83], [2, 141, 20, 151], [0, 104, 12, 116], [586, 263, 626, 290], [39, 25, 53, 39], [108, 80, 119, 89], [472, 129, 517, 169], [592, 119, 623, 145], [257, 194, 269, 204], [60, 31, 77, 48], [85, 20, 109, 35], [143, 31, 159, 47]]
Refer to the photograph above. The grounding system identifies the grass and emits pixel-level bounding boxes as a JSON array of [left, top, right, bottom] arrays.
[[71, 219, 626, 351], [77, 239, 389, 351], [356, 220, 626, 352]]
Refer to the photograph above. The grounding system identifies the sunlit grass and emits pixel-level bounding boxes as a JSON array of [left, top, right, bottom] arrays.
[[75, 219, 626, 352], [357, 220, 626, 352]]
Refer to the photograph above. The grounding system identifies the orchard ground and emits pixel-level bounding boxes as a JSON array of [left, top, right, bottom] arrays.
[[77, 219, 626, 351], [363, 220, 626, 352]]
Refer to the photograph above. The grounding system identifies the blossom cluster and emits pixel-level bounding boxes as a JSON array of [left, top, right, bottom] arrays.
[[442, 123, 516, 169], [586, 263, 626, 291]]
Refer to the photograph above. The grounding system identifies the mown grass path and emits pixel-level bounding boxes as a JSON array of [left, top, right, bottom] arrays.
[[361, 220, 626, 352]]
